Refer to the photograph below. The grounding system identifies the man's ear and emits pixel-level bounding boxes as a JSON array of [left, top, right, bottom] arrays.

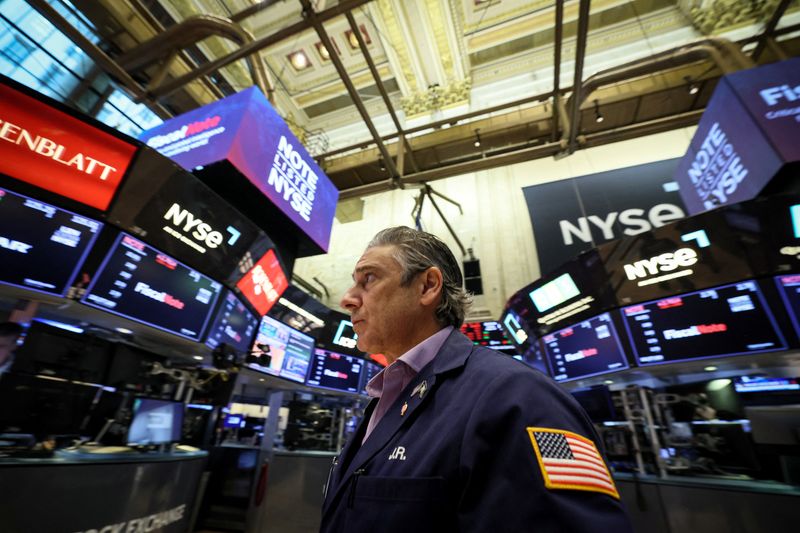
[[419, 267, 444, 306]]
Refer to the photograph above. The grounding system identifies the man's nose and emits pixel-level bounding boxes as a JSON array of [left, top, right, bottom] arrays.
[[340, 285, 359, 311]]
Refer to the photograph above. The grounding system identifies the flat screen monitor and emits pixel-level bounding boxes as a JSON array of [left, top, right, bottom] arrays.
[[735, 376, 800, 393], [0, 186, 102, 296], [223, 413, 245, 429], [306, 348, 363, 393], [500, 308, 533, 352], [249, 315, 315, 383], [81, 233, 223, 341], [205, 291, 259, 354], [621, 280, 787, 366], [775, 274, 800, 337], [542, 312, 629, 382], [127, 398, 184, 445], [314, 311, 361, 356], [360, 360, 383, 395], [460, 321, 512, 349]]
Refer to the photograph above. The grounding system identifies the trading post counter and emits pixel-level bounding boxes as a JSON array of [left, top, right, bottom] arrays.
[[0, 449, 207, 533], [617, 472, 800, 533]]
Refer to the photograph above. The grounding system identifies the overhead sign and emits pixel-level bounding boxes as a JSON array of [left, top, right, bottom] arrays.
[[598, 209, 752, 305], [0, 79, 137, 211], [237, 249, 289, 316], [108, 148, 269, 284], [138, 87, 339, 253], [523, 159, 686, 275], [675, 58, 800, 214]]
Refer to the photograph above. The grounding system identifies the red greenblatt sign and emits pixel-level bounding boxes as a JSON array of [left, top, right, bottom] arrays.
[[237, 249, 289, 316], [0, 81, 137, 211], [675, 58, 800, 215], [138, 87, 339, 254]]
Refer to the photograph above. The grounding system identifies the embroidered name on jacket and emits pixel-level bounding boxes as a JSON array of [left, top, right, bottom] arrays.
[[527, 427, 619, 499]]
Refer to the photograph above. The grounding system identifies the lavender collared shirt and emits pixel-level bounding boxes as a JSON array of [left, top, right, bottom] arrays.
[[362, 326, 454, 444]]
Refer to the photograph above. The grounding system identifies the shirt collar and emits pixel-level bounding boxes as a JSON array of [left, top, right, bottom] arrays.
[[365, 326, 454, 397]]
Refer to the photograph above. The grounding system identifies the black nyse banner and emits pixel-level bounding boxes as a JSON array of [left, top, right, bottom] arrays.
[[523, 159, 687, 275]]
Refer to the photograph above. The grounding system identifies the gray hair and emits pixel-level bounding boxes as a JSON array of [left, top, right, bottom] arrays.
[[367, 226, 472, 328]]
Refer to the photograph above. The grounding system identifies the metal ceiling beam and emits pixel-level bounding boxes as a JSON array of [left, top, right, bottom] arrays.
[[550, 0, 564, 143], [345, 11, 419, 174], [752, 0, 793, 61], [147, 0, 374, 100], [231, 0, 285, 23], [128, 0, 226, 101], [566, 0, 592, 152], [26, 0, 172, 118], [116, 14, 275, 103], [300, 0, 402, 188]]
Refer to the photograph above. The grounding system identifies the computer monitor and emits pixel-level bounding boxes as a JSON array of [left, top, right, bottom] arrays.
[[541, 312, 629, 382], [248, 315, 315, 383], [306, 348, 363, 393], [205, 290, 259, 354], [126, 398, 184, 445], [460, 321, 513, 350]]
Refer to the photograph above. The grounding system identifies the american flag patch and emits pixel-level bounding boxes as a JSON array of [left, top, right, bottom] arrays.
[[527, 427, 619, 499]]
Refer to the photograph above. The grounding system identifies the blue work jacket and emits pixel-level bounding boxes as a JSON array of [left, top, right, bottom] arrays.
[[319, 330, 633, 532]]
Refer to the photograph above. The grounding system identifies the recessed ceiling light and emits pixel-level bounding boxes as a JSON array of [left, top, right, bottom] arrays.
[[115, 327, 133, 335], [288, 50, 311, 71], [704, 366, 718, 372], [193, 355, 204, 361], [603, 380, 614, 385]]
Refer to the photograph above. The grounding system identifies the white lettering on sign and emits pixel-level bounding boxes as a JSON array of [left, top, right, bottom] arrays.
[[267, 135, 319, 222], [133, 281, 185, 310], [162, 202, 239, 253], [559, 203, 685, 245], [0, 118, 118, 180], [146, 116, 221, 149], [0, 236, 32, 253], [251, 264, 279, 303], [759, 84, 800, 106], [71, 503, 186, 533], [686, 122, 749, 210], [623, 248, 698, 281], [663, 323, 727, 340]]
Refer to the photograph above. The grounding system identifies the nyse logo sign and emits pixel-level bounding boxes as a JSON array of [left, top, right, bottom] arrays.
[[559, 204, 685, 246], [162, 203, 241, 254], [623, 248, 698, 286]]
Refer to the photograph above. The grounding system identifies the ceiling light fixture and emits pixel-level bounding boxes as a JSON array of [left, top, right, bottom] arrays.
[[473, 129, 481, 148], [684, 76, 700, 95], [704, 365, 718, 372], [288, 50, 310, 71], [593, 99, 604, 123]]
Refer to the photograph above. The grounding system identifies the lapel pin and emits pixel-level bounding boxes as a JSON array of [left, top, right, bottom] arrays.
[[401, 402, 408, 416], [418, 380, 428, 399]]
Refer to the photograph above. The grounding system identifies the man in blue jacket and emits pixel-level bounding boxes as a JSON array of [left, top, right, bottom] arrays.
[[320, 226, 632, 533]]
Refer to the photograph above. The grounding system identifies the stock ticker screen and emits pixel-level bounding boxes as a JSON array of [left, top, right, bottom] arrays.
[[460, 321, 512, 348], [621, 280, 787, 366], [249, 315, 315, 383], [306, 348, 363, 393], [81, 233, 222, 340], [0, 187, 102, 296], [775, 274, 800, 338], [542, 313, 629, 382], [205, 290, 259, 354]]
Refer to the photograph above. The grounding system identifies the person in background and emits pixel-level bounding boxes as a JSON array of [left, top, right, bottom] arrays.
[[319, 226, 632, 533], [0, 322, 23, 376]]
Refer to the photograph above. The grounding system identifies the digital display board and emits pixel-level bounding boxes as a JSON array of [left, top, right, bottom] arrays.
[[360, 360, 383, 395], [236, 249, 289, 316], [108, 149, 270, 283], [127, 398, 184, 445], [542, 313, 629, 382], [0, 80, 137, 211], [506, 249, 616, 338], [500, 308, 531, 350], [735, 376, 800, 393], [0, 187, 101, 296], [775, 274, 800, 338], [249, 315, 315, 383], [621, 280, 786, 366], [306, 348, 363, 393], [599, 209, 752, 305], [205, 290, 259, 354], [81, 233, 223, 340], [138, 86, 339, 252], [460, 321, 512, 348]]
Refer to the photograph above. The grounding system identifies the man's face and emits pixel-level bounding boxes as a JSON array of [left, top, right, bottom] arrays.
[[0, 334, 18, 365], [340, 245, 424, 358]]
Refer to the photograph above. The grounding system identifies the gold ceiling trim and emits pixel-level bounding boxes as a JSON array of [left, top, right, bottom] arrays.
[[425, 0, 458, 81], [378, 0, 419, 93], [463, 0, 552, 35], [294, 65, 393, 106]]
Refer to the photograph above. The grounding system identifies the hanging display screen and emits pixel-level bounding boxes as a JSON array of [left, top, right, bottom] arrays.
[[248, 315, 315, 383], [81, 233, 222, 340], [306, 348, 363, 393], [205, 290, 259, 354], [542, 313, 629, 382], [360, 360, 383, 395], [460, 321, 512, 348], [621, 280, 786, 366], [0, 187, 101, 296], [775, 274, 800, 338]]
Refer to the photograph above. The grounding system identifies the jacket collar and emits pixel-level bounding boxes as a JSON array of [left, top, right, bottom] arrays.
[[322, 329, 474, 517]]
